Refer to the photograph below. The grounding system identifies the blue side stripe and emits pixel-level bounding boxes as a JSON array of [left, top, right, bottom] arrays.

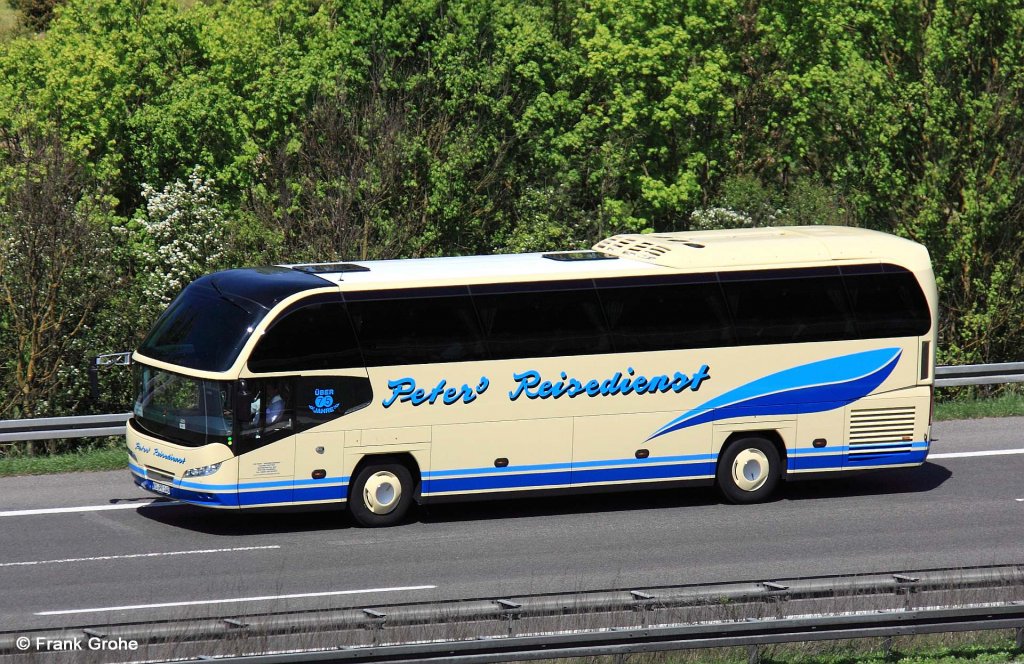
[[788, 446, 928, 471], [237, 485, 346, 506], [132, 435, 930, 502], [131, 463, 347, 492], [426, 470, 572, 493], [424, 462, 716, 494], [571, 463, 715, 485], [423, 454, 717, 479], [209, 476, 349, 491], [846, 450, 928, 467], [790, 441, 929, 456]]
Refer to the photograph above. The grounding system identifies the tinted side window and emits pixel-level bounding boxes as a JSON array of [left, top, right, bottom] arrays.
[[346, 291, 487, 366], [598, 279, 733, 351], [721, 272, 855, 345], [472, 284, 611, 359], [248, 302, 362, 373], [844, 269, 931, 337]]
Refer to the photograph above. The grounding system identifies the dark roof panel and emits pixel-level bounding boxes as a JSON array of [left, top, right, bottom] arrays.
[[203, 267, 334, 311]]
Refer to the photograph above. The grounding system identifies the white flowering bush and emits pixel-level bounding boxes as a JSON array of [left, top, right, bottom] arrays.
[[689, 206, 759, 231], [123, 167, 227, 313]]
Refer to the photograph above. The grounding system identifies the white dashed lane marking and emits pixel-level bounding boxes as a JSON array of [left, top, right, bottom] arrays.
[[0, 546, 281, 568], [35, 585, 438, 616]]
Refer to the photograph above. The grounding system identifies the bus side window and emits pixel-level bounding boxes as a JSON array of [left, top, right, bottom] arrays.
[[721, 271, 854, 345], [471, 284, 611, 360], [345, 289, 486, 366], [249, 302, 361, 373], [843, 269, 931, 338], [598, 279, 733, 352]]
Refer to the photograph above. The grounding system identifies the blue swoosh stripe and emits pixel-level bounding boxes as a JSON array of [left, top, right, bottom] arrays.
[[649, 348, 902, 440]]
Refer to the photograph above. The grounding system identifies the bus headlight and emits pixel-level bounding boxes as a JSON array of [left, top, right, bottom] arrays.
[[184, 462, 223, 478]]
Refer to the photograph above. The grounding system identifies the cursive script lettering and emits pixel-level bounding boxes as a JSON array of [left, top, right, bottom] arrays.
[[508, 365, 710, 401]]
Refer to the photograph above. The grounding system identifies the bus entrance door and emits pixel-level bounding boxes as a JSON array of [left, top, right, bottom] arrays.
[[236, 377, 296, 507]]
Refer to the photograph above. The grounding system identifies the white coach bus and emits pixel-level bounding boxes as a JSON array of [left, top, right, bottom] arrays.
[[127, 226, 937, 526]]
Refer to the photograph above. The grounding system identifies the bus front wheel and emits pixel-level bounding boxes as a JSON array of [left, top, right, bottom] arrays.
[[349, 462, 413, 527], [717, 437, 780, 504]]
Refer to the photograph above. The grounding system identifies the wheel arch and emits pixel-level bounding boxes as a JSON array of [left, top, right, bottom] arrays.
[[718, 429, 788, 477], [348, 452, 423, 502]]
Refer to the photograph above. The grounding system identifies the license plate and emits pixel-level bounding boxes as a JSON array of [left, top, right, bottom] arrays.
[[150, 481, 171, 496]]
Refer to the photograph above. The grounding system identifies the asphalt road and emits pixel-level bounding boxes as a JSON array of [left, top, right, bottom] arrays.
[[0, 417, 1021, 634]]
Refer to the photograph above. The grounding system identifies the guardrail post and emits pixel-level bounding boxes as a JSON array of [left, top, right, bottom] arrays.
[[894, 574, 919, 610], [631, 590, 654, 627], [747, 644, 760, 664], [1015, 626, 1023, 649], [883, 636, 894, 659], [496, 600, 522, 637], [362, 609, 386, 644]]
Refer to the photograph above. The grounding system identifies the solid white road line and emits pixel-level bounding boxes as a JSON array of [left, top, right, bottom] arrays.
[[0, 501, 179, 518], [929, 448, 1024, 459], [35, 585, 438, 616], [0, 546, 281, 568]]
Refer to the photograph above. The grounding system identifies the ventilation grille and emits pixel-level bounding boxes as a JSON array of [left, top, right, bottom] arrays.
[[848, 406, 917, 454], [145, 466, 175, 484], [593, 236, 673, 262]]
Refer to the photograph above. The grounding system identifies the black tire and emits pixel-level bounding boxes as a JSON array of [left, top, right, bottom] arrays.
[[348, 461, 414, 527], [716, 437, 781, 504]]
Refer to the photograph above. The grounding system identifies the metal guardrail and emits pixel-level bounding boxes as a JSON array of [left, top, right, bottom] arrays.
[[200, 603, 1024, 664], [934, 362, 1024, 387], [0, 412, 131, 443], [0, 362, 1020, 444], [2, 564, 1021, 660]]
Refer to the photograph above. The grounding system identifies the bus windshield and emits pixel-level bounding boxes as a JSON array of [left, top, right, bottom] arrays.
[[138, 280, 265, 372], [133, 365, 234, 448]]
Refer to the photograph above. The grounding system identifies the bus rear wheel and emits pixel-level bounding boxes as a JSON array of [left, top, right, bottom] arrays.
[[717, 437, 780, 504], [349, 462, 413, 527]]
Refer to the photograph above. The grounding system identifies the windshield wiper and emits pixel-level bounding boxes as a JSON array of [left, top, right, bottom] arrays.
[[208, 279, 264, 316]]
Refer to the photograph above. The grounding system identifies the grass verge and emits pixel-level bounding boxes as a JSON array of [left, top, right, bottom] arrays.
[[747, 639, 1021, 664], [935, 390, 1024, 421], [572, 635, 1023, 664], [0, 443, 127, 477]]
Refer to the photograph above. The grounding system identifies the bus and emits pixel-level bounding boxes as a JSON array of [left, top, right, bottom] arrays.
[[127, 226, 937, 527]]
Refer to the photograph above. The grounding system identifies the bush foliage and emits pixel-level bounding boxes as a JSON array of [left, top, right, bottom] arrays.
[[1, 0, 1023, 432]]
